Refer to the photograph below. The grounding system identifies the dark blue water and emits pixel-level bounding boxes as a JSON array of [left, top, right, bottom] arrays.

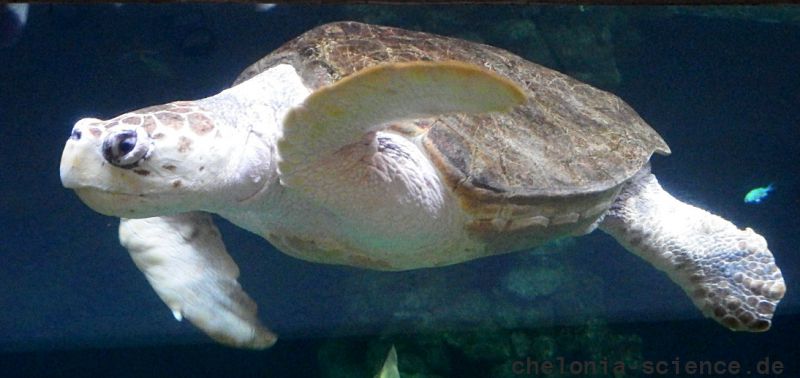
[[1, 5, 798, 377]]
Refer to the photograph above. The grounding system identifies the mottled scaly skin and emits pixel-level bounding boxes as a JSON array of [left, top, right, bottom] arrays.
[[600, 169, 785, 331]]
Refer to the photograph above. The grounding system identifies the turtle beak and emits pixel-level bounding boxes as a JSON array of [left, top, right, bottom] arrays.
[[60, 118, 104, 190]]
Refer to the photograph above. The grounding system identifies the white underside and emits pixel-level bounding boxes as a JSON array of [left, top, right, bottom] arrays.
[[223, 132, 475, 269]]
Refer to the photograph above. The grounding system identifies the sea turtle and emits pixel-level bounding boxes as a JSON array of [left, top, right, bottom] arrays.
[[60, 21, 785, 349]]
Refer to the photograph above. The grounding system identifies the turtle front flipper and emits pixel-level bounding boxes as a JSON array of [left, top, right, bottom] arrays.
[[277, 61, 526, 187], [119, 212, 276, 349], [600, 168, 786, 331]]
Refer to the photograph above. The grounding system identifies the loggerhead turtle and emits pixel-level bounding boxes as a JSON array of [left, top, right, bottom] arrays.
[[60, 22, 785, 349]]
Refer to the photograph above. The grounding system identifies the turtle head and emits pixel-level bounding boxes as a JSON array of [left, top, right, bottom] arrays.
[[60, 101, 274, 218]]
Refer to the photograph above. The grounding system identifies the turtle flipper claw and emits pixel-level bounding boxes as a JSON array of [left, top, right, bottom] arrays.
[[119, 212, 276, 349]]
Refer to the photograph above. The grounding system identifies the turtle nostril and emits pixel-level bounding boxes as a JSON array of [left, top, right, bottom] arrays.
[[70, 128, 82, 141]]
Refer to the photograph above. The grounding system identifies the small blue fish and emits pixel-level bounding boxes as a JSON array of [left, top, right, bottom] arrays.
[[744, 184, 773, 204]]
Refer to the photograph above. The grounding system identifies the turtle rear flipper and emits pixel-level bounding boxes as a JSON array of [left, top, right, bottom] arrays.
[[120, 212, 276, 349], [600, 168, 786, 331]]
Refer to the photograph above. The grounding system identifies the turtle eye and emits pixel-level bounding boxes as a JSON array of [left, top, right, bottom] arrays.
[[118, 134, 136, 155], [102, 128, 152, 168]]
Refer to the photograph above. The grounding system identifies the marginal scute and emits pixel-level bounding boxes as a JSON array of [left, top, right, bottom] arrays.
[[515, 215, 550, 229], [551, 212, 579, 225]]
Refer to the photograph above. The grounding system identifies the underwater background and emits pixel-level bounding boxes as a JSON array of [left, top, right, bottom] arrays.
[[1, 4, 798, 377]]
